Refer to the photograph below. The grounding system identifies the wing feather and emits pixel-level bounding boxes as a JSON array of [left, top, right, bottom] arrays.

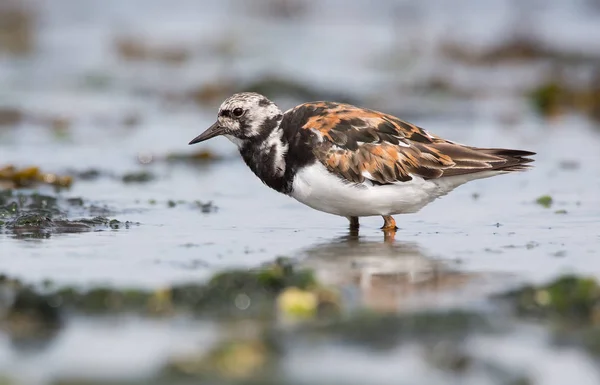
[[288, 102, 535, 185]]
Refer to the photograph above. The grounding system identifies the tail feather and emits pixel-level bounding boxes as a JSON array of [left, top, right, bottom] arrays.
[[476, 148, 535, 172], [438, 147, 535, 178]]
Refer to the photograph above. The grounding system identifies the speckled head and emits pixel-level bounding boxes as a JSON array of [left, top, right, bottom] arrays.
[[188, 92, 283, 147]]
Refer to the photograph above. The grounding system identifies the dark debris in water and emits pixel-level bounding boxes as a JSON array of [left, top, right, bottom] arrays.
[[163, 149, 224, 165], [0, 107, 23, 126], [441, 36, 600, 66], [0, 190, 136, 236], [141, 199, 217, 212], [114, 36, 191, 65], [122, 170, 156, 184], [4, 214, 135, 236], [0, 190, 63, 222], [194, 200, 217, 213], [0, 5, 34, 56], [69, 168, 103, 181], [65, 167, 159, 185]]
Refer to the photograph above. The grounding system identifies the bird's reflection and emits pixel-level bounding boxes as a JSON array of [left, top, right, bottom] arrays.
[[293, 231, 476, 312]]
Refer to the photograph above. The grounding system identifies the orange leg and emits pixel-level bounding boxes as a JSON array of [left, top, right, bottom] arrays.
[[381, 215, 397, 230], [381, 215, 397, 242]]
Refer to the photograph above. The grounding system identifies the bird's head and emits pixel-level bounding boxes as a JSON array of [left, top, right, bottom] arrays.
[[189, 92, 283, 147]]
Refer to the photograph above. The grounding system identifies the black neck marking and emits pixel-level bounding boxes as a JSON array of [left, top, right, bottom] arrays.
[[238, 108, 319, 195]]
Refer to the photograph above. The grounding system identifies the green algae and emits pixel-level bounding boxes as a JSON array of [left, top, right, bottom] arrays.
[[7, 213, 54, 229], [163, 330, 282, 381], [529, 82, 564, 117], [498, 275, 600, 359], [121, 171, 155, 184], [0, 258, 318, 319], [527, 74, 600, 122], [0, 190, 136, 235], [170, 258, 318, 317], [164, 149, 223, 165], [0, 165, 73, 189], [535, 195, 553, 208], [5, 272, 600, 384], [155, 274, 600, 381], [500, 275, 600, 323]]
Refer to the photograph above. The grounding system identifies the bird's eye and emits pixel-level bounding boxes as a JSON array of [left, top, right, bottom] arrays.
[[232, 108, 244, 118]]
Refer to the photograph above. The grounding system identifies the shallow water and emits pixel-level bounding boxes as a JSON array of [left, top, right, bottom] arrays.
[[2, 116, 598, 289], [1, 0, 600, 384]]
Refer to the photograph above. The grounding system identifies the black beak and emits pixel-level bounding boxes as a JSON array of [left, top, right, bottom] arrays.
[[188, 122, 225, 145]]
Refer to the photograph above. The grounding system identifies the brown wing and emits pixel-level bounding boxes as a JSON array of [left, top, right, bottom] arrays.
[[295, 102, 535, 184]]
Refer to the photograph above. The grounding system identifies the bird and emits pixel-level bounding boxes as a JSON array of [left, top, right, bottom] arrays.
[[188, 92, 534, 235]]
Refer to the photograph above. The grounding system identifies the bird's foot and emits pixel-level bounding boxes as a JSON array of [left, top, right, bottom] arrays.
[[381, 215, 397, 242], [380, 215, 398, 231]]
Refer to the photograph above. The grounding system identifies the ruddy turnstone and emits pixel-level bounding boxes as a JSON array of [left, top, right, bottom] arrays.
[[189, 92, 534, 233]]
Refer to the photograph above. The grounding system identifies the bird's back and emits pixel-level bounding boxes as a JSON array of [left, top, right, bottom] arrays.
[[282, 101, 535, 187]]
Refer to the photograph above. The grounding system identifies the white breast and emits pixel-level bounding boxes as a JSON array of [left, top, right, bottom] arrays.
[[290, 162, 496, 217]]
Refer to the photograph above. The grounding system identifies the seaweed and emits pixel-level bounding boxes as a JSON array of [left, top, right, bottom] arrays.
[[0, 165, 73, 189], [535, 195, 553, 208], [0, 190, 135, 236]]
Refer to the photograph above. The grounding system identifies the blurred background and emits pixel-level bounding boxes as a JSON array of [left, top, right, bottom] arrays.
[[1, 0, 600, 384]]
